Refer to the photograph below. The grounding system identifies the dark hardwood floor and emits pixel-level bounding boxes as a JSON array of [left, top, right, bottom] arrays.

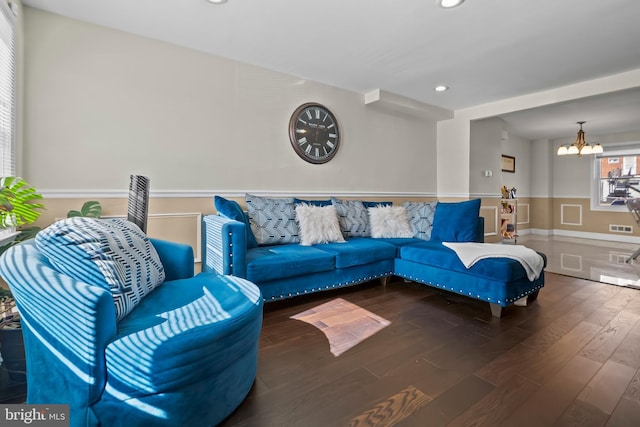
[[219, 273, 640, 427]]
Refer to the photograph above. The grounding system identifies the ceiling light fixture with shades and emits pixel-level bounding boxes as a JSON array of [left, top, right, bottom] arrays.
[[557, 121, 604, 157]]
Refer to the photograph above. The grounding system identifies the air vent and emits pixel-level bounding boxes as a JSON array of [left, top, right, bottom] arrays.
[[610, 252, 631, 264], [609, 224, 633, 233]]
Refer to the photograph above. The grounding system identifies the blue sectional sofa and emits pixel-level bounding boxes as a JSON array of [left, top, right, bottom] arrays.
[[202, 196, 545, 317]]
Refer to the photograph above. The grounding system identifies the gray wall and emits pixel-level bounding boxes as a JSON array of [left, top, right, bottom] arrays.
[[23, 7, 439, 196], [550, 130, 640, 198], [469, 118, 503, 197], [468, 117, 532, 198], [500, 132, 531, 198], [530, 138, 553, 198], [22, 6, 640, 210]]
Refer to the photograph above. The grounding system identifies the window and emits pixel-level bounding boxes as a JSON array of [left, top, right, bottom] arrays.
[[594, 150, 640, 209], [0, 1, 16, 177]]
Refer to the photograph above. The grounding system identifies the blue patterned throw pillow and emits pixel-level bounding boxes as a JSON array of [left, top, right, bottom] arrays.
[[36, 217, 165, 321], [402, 201, 438, 240], [331, 197, 370, 238], [245, 194, 300, 245]]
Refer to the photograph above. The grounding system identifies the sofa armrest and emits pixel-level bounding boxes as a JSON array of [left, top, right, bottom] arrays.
[[202, 215, 248, 277], [149, 238, 194, 281]]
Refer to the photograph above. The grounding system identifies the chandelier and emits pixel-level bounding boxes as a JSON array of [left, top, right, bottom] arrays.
[[557, 121, 603, 157]]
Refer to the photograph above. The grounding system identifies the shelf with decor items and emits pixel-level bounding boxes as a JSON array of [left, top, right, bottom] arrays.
[[500, 198, 518, 243]]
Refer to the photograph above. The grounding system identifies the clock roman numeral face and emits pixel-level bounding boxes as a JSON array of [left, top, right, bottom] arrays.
[[289, 103, 340, 164]]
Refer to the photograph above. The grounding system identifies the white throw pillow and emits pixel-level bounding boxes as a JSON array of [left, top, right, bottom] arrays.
[[368, 206, 414, 238], [295, 204, 346, 246]]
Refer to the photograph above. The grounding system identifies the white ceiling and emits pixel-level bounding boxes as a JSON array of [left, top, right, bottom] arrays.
[[498, 87, 640, 140], [22, 0, 640, 140]]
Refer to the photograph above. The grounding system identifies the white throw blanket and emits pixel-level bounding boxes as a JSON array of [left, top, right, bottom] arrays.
[[442, 242, 544, 281]]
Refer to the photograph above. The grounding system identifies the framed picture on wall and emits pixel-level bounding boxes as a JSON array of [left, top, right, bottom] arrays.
[[501, 155, 515, 173]]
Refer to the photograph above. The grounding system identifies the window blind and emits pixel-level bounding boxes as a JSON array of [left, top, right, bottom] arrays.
[[0, 1, 16, 177]]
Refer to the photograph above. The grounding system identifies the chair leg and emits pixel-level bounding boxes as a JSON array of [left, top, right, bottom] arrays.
[[489, 303, 503, 318]]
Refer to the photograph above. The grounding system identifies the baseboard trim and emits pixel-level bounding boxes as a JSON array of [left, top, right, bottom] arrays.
[[528, 228, 640, 244]]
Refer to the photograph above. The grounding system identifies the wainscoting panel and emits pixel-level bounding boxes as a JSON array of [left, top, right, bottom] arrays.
[[146, 213, 203, 263], [518, 203, 530, 225], [560, 253, 583, 272], [481, 205, 498, 237], [560, 204, 583, 226]]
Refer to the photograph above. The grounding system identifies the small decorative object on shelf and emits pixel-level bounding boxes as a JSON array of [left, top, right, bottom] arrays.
[[500, 198, 518, 243], [501, 185, 510, 199], [500, 186, 517, 199]]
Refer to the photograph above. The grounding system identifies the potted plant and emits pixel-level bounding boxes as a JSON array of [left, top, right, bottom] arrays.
[[0, 176, 44, 384], [67, 200, 102, 218], [0, 176, 44, 246]]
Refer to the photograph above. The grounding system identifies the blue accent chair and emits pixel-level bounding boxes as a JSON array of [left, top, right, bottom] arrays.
[[0, 238, 262, 427]]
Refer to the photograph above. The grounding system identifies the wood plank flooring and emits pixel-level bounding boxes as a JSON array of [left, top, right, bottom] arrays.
[[219, 273, 640, 427]]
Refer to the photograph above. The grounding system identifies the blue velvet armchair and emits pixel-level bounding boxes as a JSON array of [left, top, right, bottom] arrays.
[[0, 229, 263, 427]]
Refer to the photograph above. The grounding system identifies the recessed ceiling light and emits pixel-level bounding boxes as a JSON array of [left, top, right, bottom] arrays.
[[437, 0, 465, 9], [207, 0, 228, 4], [434, 85, 449, 92]]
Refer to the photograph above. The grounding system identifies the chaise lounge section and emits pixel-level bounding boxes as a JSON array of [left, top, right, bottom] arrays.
[[203, 195, 546, 317]]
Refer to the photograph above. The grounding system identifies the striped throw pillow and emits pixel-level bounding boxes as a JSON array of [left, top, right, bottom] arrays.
[[36, 217, 165, 321]]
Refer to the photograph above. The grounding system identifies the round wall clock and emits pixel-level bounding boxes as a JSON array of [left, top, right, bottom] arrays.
[[288, 103, 340, 164]]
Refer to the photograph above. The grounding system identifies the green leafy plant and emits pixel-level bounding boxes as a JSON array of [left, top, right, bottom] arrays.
[[0, 176, 44, 258], [0, 177, 44, 228], [67, 200, 102, 218], [0, 177, 44, 327]]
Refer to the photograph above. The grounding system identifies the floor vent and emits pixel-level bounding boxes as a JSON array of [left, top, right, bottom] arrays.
[[610, 252, 631, 264], [609, 224, 633, 233]]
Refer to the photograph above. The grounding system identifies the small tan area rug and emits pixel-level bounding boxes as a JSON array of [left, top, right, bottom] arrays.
[[290, 297, 391, 356]]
